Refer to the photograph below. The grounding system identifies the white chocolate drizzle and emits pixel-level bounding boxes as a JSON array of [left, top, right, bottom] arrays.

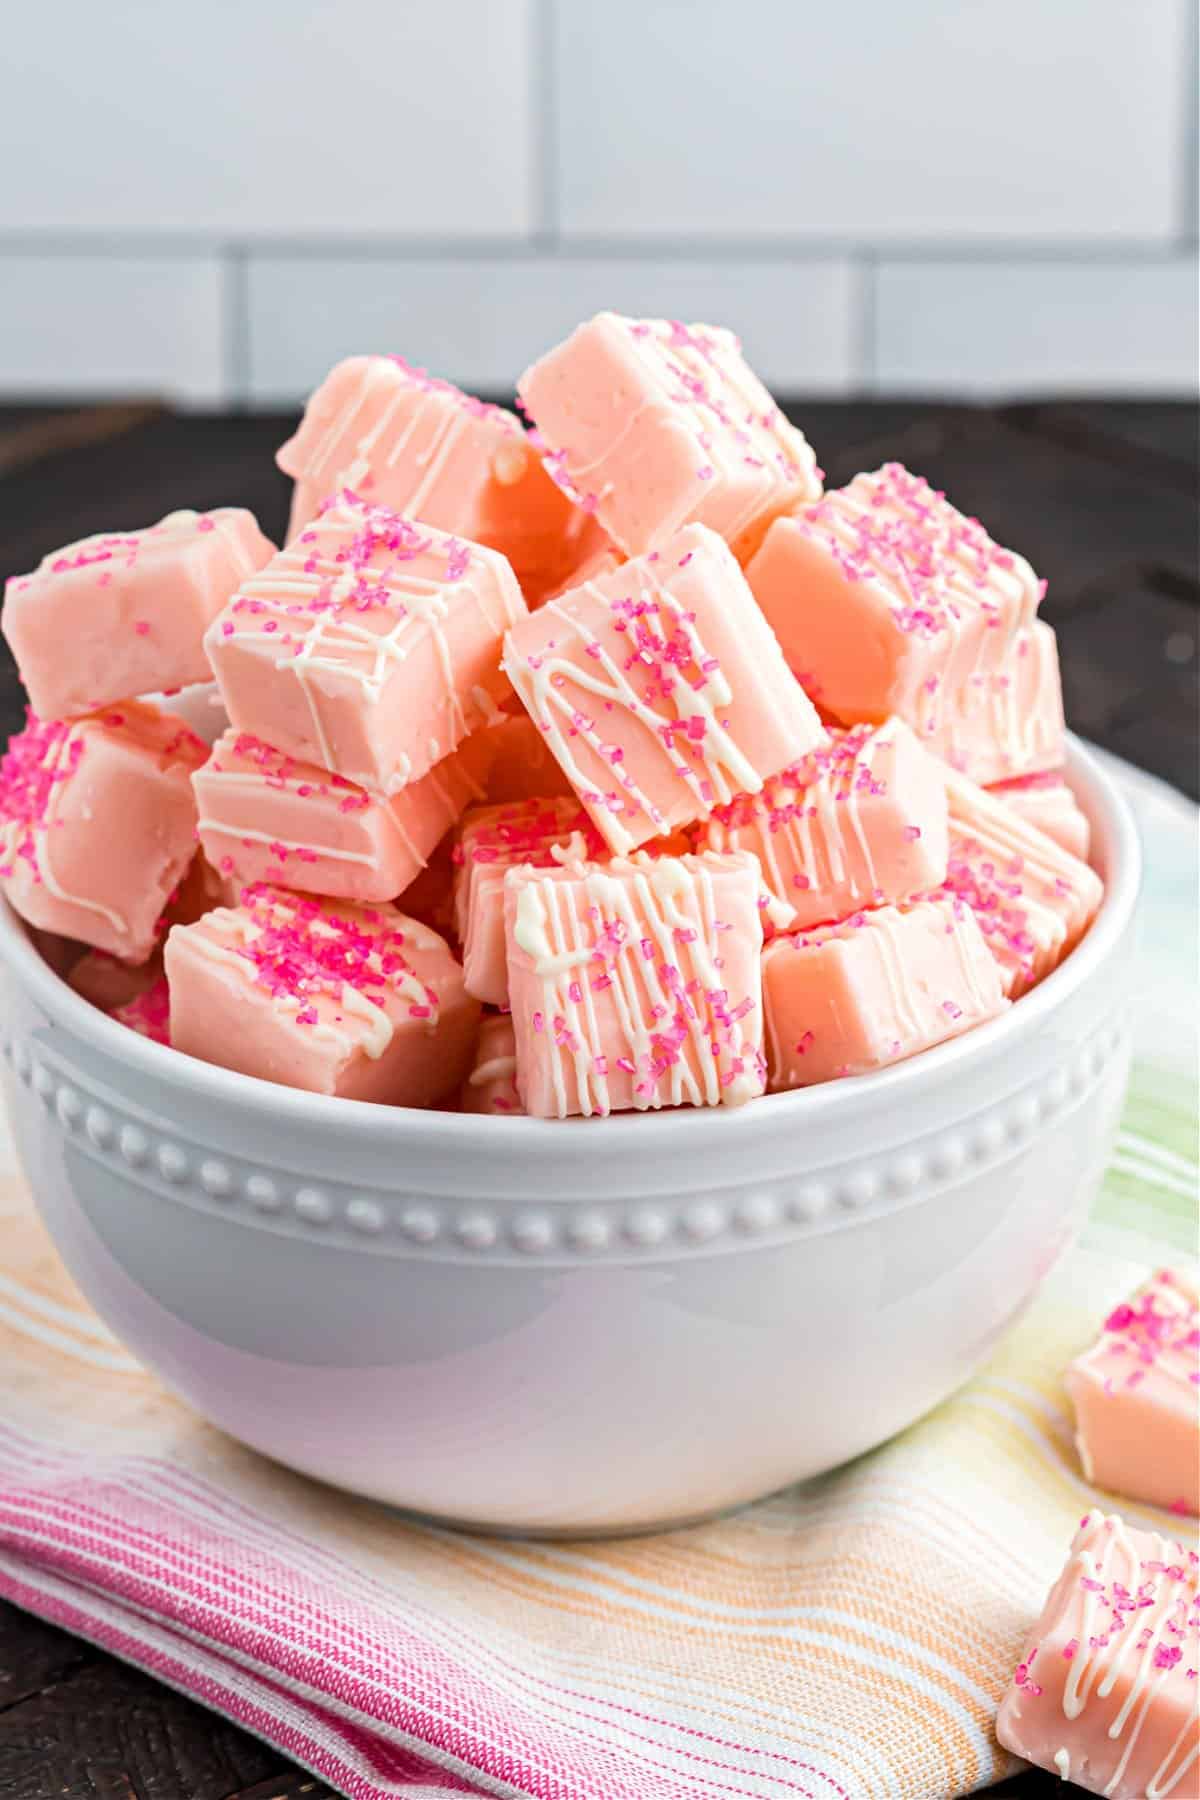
[[510, 852, 762, 1118], [217, 500, 523, 794], [503, 549, 764, 854]]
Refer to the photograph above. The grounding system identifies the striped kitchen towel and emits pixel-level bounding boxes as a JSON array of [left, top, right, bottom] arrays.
[[0, 753, 1195, 1800]]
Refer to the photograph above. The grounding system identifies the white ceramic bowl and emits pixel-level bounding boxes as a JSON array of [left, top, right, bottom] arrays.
[[0, 737, 1139, 1535]]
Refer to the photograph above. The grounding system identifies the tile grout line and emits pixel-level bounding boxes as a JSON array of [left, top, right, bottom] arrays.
[[1179, 0, 1199, 248], [0, 232, 1195, 266]]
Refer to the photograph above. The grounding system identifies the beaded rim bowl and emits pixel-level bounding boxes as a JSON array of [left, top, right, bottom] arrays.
[[0, 735, 1143, 1531]]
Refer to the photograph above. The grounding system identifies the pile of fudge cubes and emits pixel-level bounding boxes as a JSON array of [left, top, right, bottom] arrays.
[[1, 312, 1104, 1118], [1, 316, 1197, 1799]]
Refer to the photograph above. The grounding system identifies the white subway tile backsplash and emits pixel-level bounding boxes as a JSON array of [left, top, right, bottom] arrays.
[[245, 255, 859, 401], [0, 2, 534, 239], [554, 0, 1187, 245], [874, 258, 1199, 395], [0, 255, 226, 403]]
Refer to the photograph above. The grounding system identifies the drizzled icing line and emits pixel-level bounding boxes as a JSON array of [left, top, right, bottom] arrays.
[[503, 541, 765, 854], [213, 496, 523, 795], [509, 851, 764, 1119], [1023, 1512, 1200, 1798]]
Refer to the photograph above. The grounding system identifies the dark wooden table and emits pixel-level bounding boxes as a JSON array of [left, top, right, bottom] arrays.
[[0, 399, 1195, 1800]]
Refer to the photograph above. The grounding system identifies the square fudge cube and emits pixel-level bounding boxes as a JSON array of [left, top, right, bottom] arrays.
[[505, 849, 765, 1119], [518, 312, 821, 561], [996, 1511, 1200, 1798], [745, 464, 1066, 783], [931, 771, 1104, 996], [502, 523, 826, 854], [195, 727, 494, 905], [702, 718, 949, 934], [989, 769, 1091, 862], [459, 1013, 522, 1116], [762, 899, 1007, 1089], [0, 704, 207, 962], [205, 494, 526, 796], [2, 509, 274, 722], [166, 885, 479, 1105], [454, 797, 608, 1007], [276, 354, 585, 603], [1066, 1270, 1199, 1516]]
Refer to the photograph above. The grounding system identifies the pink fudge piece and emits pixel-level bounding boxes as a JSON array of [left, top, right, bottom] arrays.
[[762, 899, 1008, 1089], [460, 1013, 522, 1116], [1066, 1270, 1200, 1516], [996, 1511, 1199, 1798], [502, 523, 827, 854], [166, 884, 479, 1105], [702, 718, 949, 934], [481, 712, 576, 805], [2, 509, 274, 722], [111, 976, 172, 1046], [195, 728, 494, 905], [990, 769, 1091, 862], [505, 850, 765, 1119], [932, 771, 1104, 996], [0, 704, 207, 962], [518, 312, 821, 562], [205, 494, 526, 797], [744, 464, 1066, 783], [276, 354, 584, 603], [454, 797, 608, 1006]]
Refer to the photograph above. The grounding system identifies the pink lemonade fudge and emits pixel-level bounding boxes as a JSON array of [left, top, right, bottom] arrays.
[[480, 711, 575, 804], [990, 769, 1091, 862], [195, 727, 494, 905], [996, 1512, 1200, 1798], [2, 510, 274, 723], [0, 705, 208, 962], [205, 494, 526, 796], [166, 884, 479, 1104], [762, 899, 1007, 1089], [276, 354, 584, 601], [454, 797, 608, 1006], [502, 523, 827, 854], [702, 718, 949, 933], [744, 464, 1066, 783], [1066, 1270, 1200, 1516], [518, 312, 821, 562], [504, 850, 765, 1119], [111, 976, 171, 1047], [460, 1013, 522, 1115], [934, 771, 1104, 996]]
